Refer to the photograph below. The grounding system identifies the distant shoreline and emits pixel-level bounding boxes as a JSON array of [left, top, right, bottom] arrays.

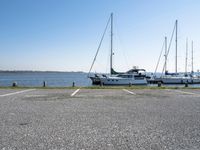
[[0, 70, 85, 73]]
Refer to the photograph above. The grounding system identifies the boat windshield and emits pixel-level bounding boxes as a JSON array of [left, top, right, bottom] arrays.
[[126, 69, 146, 75]]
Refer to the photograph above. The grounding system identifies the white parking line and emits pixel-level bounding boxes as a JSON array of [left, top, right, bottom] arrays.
[[25, 95, 46, 98], [71, 89, 80, 97], [165, 89, 196, 95], [123, 89, 136, 95], [0, 89, 36, 97]]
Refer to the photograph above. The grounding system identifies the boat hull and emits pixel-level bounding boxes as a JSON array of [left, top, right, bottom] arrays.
[[89, 77, 101, 85], [153, 77, 200, 84], [95, 77, 147, 85]]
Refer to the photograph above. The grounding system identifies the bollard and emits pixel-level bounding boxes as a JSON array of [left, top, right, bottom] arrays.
[[129, 83, 132, 87], [185, 81, 188, 87], [157, 81, 162, 87], [12, 82, 17, 87], [100, 82, 103, 87], [43, 81, 46, 87], [72, 82, 75, 87]]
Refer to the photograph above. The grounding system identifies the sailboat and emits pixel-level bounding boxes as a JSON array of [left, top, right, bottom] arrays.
[[153, 20, 200, 84], [88, 13, 148, 85]]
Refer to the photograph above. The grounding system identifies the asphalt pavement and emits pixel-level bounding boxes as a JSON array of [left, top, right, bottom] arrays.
[[0, 88, 200, 150]]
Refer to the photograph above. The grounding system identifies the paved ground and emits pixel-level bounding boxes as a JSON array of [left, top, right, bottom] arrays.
[[0, 88, 200, 150]]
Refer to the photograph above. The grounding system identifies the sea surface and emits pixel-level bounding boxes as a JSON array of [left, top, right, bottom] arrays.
[[0, 72, 92, 87], [1, 71, 200, 87]]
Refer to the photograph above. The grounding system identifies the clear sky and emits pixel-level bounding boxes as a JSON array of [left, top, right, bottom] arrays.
[[0, 0, 200, 73]]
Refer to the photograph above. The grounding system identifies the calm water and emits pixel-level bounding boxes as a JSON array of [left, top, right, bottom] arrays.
[[0, 72, 92, 87], [1, 71, 200, 87]]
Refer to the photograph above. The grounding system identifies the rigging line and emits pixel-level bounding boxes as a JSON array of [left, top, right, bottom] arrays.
[[106, 43, 111, 73], [154, 39, 165, 75], [161, 21, 176, 76], [88, 16, 111, 76], [114, 18, 129, 69], [116, 27, 129, 69]]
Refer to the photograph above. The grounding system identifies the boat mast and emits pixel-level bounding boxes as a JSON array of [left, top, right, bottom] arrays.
[[185, 38, 188, 75], [110, 13, 113, 74], [175, 20, 178, 74], [164, 36, 167, 73], [191, 40, 194, 74]]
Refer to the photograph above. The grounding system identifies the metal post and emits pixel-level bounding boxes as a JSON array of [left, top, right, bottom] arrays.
[[12, 82, 17, 87], [158, 81, 162, 87], [72, 82, 75, 87], [185, 81, 188, 87], [43, 81, 46, 87], [129, 83, 132, 87]]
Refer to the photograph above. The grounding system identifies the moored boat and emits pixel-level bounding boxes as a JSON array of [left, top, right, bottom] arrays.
[[150, 20, 200, 84], [88, 13, 148, 85]]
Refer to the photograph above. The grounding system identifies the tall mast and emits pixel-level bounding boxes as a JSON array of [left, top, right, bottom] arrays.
[[191, 40, 194, 74], [185, 38, 188, 74], [110, 13, 113, 74], [164, 36, 167, 73], [175, 20, 178, 74]]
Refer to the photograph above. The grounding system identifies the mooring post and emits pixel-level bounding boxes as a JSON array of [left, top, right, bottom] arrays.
[[43, 81, 46, 87], [12, 82, 17, 87], [129, 83, 132, 87], [185, 80, 188, 87], [72, 82, 75, 87], [158, 81, 162, 87]]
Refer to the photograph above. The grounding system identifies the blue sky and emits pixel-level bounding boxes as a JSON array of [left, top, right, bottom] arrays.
[[0, 0, 200, 72]]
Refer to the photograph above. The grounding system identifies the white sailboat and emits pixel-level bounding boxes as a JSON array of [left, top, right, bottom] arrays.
[[88, 13, 147, 85], [153, 20, 200, 84]]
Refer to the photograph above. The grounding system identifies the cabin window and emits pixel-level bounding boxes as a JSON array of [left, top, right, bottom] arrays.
[[112, 80, 114, 81], [135, 77, 144, 80]]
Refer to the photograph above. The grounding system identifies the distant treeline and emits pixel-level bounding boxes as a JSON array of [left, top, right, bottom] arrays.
[[0, 70, 85, 73]]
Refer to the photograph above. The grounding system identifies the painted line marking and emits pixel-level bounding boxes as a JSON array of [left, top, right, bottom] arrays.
[[25, 95, 47, 98], [0, 89, 36, 97], [123, 89, 136, 95], [71, 89, 80, 97], [165, 89, 197, 95]]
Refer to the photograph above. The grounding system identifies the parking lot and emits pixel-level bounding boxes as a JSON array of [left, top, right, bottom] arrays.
[[0, 88, 200, 149]]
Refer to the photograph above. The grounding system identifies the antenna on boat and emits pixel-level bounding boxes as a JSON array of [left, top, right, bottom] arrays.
[[175, 20, 178, 74], [110, 13, 113, 75]]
